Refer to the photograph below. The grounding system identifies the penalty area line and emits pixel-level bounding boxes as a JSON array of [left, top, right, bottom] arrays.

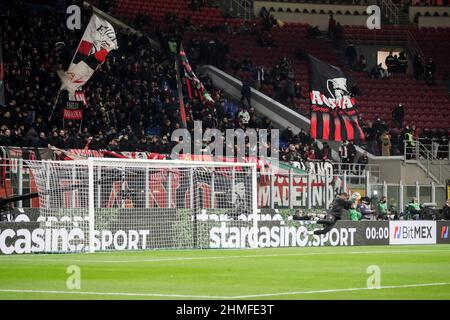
[[1, 282, 450, 299]]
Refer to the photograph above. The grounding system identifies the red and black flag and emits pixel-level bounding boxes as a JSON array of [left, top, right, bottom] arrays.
[[179, 44, 214, 103], [308, 55, 364, 142], [175, 54, 188, 128], [58, 15, 118, 94]]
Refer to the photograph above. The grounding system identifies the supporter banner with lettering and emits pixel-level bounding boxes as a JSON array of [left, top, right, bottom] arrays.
[[308, 55, 364, 142], [58, 14, 118, 94], [63, 100, 83, 120]]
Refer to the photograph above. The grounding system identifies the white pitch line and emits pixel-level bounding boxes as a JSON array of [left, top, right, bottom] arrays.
[[1, 282, 450, 299], [231, 282, 450, 299], [1, 248, 450, 264], [0, 289, 225, 299]]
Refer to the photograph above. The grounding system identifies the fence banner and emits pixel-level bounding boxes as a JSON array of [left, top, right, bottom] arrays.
[[389, 220, 436, 245], [437, 221, 450, 244], [5, 208, 450, 253]]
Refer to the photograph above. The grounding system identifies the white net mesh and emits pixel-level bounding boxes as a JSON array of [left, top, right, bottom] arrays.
[[25, 159, 258, 253]]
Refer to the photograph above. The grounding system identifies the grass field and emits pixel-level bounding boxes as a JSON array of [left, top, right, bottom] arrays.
[[0, 245, 450, 300]]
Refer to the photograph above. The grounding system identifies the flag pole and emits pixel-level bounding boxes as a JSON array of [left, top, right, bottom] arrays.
[[48, 90, 62, 122], [49, 14, 90, 122], [175, 44, 187, 128]]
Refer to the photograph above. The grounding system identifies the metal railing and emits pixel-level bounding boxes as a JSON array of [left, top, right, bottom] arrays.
[[371, 180, 447, 216], [406, 29, 425, 61], [380, 0, 400, 25], [296, 159, 380, 181], [404, 139, 450, 185], [334, 162, 380, 180], [225, 0, 253, 20]]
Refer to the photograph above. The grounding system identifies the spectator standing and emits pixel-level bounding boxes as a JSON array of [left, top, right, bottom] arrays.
[[392, 103, 405, 128], [405, 128, 416, 159], [390, 127, 401, 156], [380, 130, 392, 156], [328, 14, 336, 37], [385, 51, 396, 75], [398, 51, 408, 73], [283, 77, 296, 108], [240, 79, 252, 107], [334, 22, 344, 49], [365, 121, 378, 155], [339, 140, 349, 171], [424, 57, 436, 86], [413, 54, 424, 80], [357, 152, 369, 175], [347, 140, 357, 164], [253, 66, 265, 91], [345, 43, 357, 69]]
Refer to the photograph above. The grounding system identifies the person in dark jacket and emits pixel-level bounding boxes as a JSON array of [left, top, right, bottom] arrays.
[[424, 57, 436, 86], [385, 51, 396, 75], [345, 43, 357, 69], [398, 51, 408, 73], [240, 80, 252, 108], [413, 54, 424, 80], [392, 103, 404, 127]]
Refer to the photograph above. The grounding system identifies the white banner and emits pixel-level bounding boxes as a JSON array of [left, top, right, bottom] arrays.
[[389, 221, 436, 245]]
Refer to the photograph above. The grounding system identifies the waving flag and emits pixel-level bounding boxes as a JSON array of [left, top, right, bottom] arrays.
[[179, 44, 214, 103], [308, 55, 364, 142], [58, 15, 118, 94], [175, 56, 188, 128]]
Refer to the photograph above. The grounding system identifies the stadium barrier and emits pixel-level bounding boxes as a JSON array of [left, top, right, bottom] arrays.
[[0, 208, 448, 254]]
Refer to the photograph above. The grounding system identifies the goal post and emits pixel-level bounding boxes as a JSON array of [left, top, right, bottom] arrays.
[[26, 158, 259, 253]]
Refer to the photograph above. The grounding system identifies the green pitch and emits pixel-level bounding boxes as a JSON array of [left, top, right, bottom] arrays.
[[0, 245, 450, 300]]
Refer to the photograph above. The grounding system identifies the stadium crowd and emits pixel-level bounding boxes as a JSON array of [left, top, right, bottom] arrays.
[[1, 1, 449, 165], [0, 1, 332, 163]]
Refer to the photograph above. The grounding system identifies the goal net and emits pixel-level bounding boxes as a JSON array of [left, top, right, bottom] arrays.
[[25, 158, 258, 253]]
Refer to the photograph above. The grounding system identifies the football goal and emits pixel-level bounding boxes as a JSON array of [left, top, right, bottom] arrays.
[[25, 158, 258, 253]]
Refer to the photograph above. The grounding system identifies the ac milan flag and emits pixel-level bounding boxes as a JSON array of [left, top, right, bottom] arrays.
[[175, 55, 188, 128], [179, 44, 214, 103], [58, 15, 118, 94], [308, 55, 364, 142]]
